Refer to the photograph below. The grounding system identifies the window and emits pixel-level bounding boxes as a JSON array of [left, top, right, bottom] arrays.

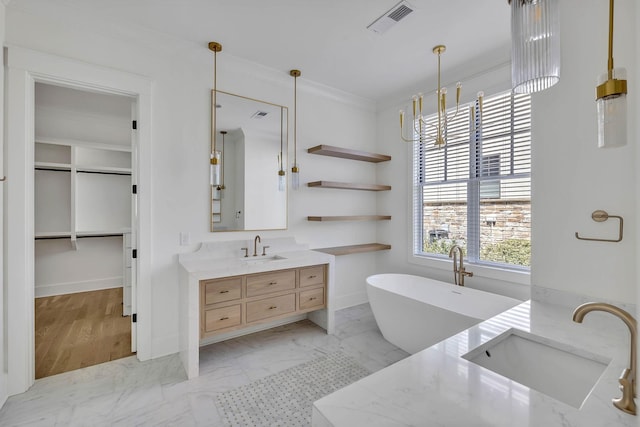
[[413, 91, 531, 269]]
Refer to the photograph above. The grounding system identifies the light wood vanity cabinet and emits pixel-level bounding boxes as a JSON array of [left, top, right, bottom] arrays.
[[200, 264, 327, 339]]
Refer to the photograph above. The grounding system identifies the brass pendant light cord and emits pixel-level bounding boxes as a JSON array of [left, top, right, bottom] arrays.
[[607, 0, 614, 79], [209, 42, 222, 163], [290, 70, 301, 172]]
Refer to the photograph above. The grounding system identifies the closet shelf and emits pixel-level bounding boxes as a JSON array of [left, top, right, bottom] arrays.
[[35, 231, 72, 239], [307, 215, 391, 222], [307, 181, 391, 191], [307, 145, 391, 163], [314, 243, 391, 256], [36, 137, 132, 152]]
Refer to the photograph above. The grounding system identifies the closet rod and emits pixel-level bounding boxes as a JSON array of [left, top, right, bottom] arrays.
[[35, 233, 124, 240], [35, 168, 71, 173], [76, 170, 131, 176]]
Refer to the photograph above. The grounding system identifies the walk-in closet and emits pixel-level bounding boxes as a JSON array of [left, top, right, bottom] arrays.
[[34, 82, 136, 378]]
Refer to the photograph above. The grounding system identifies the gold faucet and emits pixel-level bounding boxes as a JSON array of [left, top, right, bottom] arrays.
[[573, 302, 637, 415], [253, 235, 261, 257], [448, 244, 472, 286]]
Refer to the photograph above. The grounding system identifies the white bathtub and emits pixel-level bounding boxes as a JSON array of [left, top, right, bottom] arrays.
[[366, 273, 522, 354]]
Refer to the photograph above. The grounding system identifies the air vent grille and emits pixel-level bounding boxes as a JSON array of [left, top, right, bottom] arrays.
[[388, 4, 413, 22], [367, 1, 415, 35]]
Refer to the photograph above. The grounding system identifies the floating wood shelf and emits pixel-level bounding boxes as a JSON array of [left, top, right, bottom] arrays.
[[307, 215, 391, 222], [307, 181, 391, 191], [308, 145, 391, 163], [314, 243, 391, 256]]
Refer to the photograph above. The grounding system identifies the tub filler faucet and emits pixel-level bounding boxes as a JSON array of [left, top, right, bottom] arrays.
[[573, 302, 637, 415], [448, 245, 472, 286]]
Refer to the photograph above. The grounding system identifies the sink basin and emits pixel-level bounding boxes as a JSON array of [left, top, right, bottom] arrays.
[[241, 254, 287, 264], [462, 328, 610, 408]]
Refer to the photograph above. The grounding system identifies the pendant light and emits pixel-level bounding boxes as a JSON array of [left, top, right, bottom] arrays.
[[278, 107, 286, 192], [509, 0, 561, 93], [217, 130, 227, 198], [596, 0, 627, 148], [290, 69, 301, 190], [209, 41, 222, 186]]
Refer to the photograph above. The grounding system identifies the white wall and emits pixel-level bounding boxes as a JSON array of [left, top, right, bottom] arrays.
[[531, 0, 637, 304], [5, 6, 378, 358]]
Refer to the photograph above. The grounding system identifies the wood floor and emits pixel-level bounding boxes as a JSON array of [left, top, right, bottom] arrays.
[[35, 287, 135, 379]]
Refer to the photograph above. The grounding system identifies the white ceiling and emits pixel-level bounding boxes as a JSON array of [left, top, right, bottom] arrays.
[[7, 0, 512, 102]]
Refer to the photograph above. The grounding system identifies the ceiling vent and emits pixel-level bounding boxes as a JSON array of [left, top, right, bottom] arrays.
[[367, 1, 414, 35], [251, 111, 269, 119]]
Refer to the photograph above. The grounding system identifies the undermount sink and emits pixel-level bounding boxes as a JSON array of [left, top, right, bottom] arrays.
[[241, 254, 287, 264], [463, 328, 610, 409]]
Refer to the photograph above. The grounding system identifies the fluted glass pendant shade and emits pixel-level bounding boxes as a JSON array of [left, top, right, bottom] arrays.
[[209, 152, 221, 186], [597, 68, 627, 148], [510, 0, 560, 93], [278, 170, 286, 192]]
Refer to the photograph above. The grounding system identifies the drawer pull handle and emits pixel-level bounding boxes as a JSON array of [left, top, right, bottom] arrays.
[[309, 297, 317, 301], [220, 316, 229, 320], [269, 306, 277, 310], [220, 290, 229, 294], [268, 281, 277, 285], [309, 275, 317, 279]]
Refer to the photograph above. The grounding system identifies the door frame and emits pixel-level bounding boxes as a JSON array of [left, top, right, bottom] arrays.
[[5, 46, 152, 395]]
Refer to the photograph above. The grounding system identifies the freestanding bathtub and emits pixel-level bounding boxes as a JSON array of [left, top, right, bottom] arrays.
[[366, 273, 522, 354]]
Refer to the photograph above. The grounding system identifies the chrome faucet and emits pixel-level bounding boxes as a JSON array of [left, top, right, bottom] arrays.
[[573, 302, 637, 415], [448, 244, 472, 286], [253, 235, 261, 257]]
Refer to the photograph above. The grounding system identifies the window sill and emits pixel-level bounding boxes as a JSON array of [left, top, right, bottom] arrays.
[[408, 254, 531, 286]]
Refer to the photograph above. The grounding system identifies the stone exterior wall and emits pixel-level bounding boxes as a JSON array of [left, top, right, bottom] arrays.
[[423, 200, 531, 246]]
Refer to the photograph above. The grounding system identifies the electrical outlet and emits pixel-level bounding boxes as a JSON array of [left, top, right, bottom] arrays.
[[180, 232, 190, 246]]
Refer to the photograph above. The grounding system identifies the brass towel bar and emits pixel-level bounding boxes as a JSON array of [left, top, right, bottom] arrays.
[[575, 210, 623, 243]]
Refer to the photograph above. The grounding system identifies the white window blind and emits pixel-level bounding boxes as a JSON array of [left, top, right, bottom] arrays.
[[413, 91, 531, 268]]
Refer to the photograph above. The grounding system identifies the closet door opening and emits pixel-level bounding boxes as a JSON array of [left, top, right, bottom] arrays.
[[33, 83, 137, 378]]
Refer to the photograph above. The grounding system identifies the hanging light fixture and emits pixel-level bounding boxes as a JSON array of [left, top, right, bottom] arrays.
[[278, 107, 286, 192], [509, 0, 561, 93], [399, 45, 483, 147], [217, 130, 227, 198], [596, 0, 627, 148], [290, 69, 301, 190], [209, 41, 222, 186]]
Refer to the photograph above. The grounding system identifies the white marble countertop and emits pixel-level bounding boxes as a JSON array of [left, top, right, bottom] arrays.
[[179, 238, 334, 280], [313, 300, 637, 426]]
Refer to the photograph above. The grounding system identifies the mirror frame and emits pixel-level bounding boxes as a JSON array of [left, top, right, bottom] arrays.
[[211, 89, 288, 232]]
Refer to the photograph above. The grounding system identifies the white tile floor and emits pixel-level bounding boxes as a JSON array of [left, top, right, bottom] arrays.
[[0, 304, 408, 426]]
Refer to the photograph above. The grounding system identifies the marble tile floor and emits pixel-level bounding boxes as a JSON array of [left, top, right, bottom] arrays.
[[0, 303, 409, 426]]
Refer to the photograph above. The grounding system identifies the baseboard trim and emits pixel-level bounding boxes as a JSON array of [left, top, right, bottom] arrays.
[[35, 277, 123, 298]]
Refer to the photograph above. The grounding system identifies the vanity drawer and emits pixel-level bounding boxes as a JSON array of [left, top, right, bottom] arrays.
[[299, 287, 325, 310], [299, 265, 325, 288], [203, 277, 242, 305], [246, 270, 296, 297], [204, 304, 241, 333], [246, 294, 295, 323]]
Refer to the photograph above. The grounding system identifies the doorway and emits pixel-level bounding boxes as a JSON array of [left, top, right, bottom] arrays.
[[33, 82, 136, 377], [6, 46, 152, 396]]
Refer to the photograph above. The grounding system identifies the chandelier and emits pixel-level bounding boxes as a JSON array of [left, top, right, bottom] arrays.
[[399, 45, 483, 147]]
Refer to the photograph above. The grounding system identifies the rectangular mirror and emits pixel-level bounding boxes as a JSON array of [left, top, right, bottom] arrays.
[[211, 90, 288, 232]]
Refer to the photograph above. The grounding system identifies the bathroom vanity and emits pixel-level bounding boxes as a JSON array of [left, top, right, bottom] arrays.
[[179, 237, 335, 379]]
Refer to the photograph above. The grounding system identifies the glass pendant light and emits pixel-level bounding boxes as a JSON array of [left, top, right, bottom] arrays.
[[596, 0, 627, 148], [209, 41, 222, 186], [290, 69, 301, 190], [278, 106, 286, 192], [509, 0, 560, 93]]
